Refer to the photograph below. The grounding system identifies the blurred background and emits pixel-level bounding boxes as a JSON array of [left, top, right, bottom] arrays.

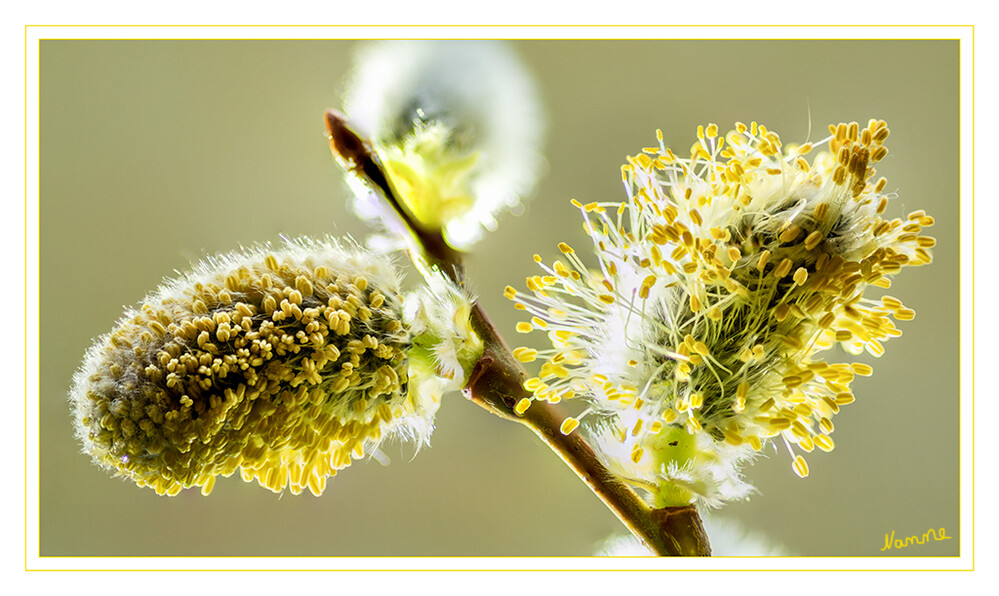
[[39, 39, 959, 558]]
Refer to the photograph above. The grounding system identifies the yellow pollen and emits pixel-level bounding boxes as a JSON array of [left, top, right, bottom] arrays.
[[779, 225, 801, 244], [639, 274, 657, 299], [513, 347, 538, 363], [774, 303, 790, 322], [632, 418, 643, 436], [881, 296, 903, 309], [835, 392, 856, 405], [773, 258, 793, 279], [757, 250, 771, 272], [819, 418, 835, 434], [814, 435, 835, 452], [792, 455, 809, 478], [560, 417, 580, 435], [630, 445, 644, 464], [851, 362, 874, 376], [804, 230, 824, 251], [768, 418, 792, 431]]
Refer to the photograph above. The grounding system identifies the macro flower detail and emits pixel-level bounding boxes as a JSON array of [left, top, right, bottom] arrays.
[[342, 40, 545, 249], [69, 238, 453, 497], [509, 120, 934, 507], [405, 270, 484, 386]]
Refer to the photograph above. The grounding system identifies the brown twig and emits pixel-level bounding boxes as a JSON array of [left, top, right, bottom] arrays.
[[464, 301, 711, 556], [324, 109, 711, 556], [324, 110, 462, 277]]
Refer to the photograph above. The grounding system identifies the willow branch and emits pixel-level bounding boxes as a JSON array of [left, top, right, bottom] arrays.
[[324, 110, 462, 278], [463, 302, 710, 556], [324, 110, 710, 556]]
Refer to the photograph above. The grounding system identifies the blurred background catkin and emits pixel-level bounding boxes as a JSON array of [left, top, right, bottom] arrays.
[[39, 39, 959, 557]]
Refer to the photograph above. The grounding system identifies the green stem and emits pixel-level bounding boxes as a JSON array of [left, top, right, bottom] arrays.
[[325, 110, 711, 556]]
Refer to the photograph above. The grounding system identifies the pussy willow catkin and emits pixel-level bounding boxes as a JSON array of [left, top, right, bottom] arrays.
[[509, 121, 933, 506], [70, 238, 448, 497], [342, 40, 544, 248]]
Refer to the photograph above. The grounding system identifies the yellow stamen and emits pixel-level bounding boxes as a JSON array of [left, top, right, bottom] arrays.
[[560, 417, 580, 435]]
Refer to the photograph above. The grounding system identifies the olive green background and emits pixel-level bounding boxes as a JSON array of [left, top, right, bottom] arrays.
[[39, 39, 960, 558]]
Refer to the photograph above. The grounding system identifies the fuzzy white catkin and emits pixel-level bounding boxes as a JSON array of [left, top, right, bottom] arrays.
[[342, 40, 545, 248], [510, 120, 934, 508], [68, 237, 469, 497]]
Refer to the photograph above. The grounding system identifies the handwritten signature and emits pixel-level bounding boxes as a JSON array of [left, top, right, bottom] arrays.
[[881, 527, 952, 551]]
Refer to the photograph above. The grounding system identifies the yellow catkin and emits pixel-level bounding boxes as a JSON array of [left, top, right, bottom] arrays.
[[69, 240, 423, 497], [509, 120, 934, 503]]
